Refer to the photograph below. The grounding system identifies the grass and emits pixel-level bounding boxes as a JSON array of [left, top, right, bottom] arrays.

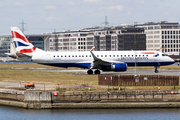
[[0, 70, 98, 85], [0, 63, 180, 91]]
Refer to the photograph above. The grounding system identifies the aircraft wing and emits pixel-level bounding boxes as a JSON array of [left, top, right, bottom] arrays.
[[90, 50, 122, 69]]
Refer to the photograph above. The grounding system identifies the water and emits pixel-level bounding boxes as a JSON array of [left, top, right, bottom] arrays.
[[0, 106, 180, 120]]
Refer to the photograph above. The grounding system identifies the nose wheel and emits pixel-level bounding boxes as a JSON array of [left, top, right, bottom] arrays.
[[154, 66, 159, 73]]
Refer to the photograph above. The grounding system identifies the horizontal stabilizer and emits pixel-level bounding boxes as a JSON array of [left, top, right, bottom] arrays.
[[4, 53, 17, 59]]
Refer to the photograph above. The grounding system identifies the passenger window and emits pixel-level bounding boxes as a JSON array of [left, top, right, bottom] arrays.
[[113, 55, 115, 57], [82, 55, 84, 57], [101, 55, 103, 57], [89, 55, 91, 57], [124, 55, 126, 57], [69, 55, 70, 57], [117, 55, 119, 57], [86, 55, 88, 57], [57, 55, 59, 57], [109, 55, 111, 57], [65, 56, 66, 57], [128, 55, 130, 57], [105, 55, 107, 57], [75, 55, 77, 57], [61, 55, 63, 57], [79, 55, 81, 57], [72, 55, 74, 57], [146, 55, 148, 57], [97, 55, 99, 57], [53, 56, 55, 57]]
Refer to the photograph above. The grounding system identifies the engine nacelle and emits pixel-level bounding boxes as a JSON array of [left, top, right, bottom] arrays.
[[102, 63, 127, 72]]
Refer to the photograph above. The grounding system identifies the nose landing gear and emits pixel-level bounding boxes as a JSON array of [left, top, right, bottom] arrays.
[[154, 66, 159, 73]]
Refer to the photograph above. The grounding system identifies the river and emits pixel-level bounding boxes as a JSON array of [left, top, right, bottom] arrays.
[[1, 106, 180, 120]]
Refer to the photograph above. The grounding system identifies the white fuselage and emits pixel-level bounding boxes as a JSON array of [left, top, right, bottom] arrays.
[[30, 50, 174, 68]]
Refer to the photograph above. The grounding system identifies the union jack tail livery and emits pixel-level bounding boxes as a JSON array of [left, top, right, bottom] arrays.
[[11, 27, 36, 54]]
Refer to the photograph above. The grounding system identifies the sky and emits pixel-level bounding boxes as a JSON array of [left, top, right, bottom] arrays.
[[0, 0, 180, 35]]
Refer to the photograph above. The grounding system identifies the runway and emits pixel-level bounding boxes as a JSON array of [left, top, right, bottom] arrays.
[[32, 68, 180, 76]]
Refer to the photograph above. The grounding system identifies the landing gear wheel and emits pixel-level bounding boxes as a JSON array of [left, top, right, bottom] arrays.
[[154, 66, 159, 73], [94, 69, 101, 74], [87, 69, 93, 74], [155, 70, 159, 73]]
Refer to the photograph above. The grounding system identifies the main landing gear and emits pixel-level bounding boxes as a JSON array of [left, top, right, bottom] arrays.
[[154, 66, 159, 73], [87, 69, 101, 74]]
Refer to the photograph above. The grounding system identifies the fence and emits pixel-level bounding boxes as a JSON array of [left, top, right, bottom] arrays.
[[98, 75, 179, 86]]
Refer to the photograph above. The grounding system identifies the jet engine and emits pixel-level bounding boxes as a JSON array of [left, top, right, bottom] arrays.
[[101, 63, 127, 72]]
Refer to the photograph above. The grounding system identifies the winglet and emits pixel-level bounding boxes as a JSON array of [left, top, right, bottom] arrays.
[[90, 47, 95, 52], [90, 47, 100, 61]]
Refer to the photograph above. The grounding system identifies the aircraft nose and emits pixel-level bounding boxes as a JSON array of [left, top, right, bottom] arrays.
[[169, 58, 175, 63]]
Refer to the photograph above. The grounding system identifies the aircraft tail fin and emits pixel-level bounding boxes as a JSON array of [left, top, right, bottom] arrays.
[[11, 27, 43, 54]]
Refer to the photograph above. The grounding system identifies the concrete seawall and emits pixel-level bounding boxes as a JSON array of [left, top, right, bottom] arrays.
[[1, 100, 180, 109], [1, 90, 180, 109]]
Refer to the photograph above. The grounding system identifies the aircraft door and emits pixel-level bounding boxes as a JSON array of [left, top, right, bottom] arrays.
[[46, 54, 51, 62], [154, 55, 160, 66]]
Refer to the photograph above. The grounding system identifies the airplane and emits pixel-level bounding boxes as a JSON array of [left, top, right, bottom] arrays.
[[5, 27, 175, 74]]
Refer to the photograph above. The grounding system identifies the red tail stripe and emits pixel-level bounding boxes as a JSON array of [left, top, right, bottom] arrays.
[[141, 52, 156, 54], [11, 31, 31, 43], [18, 47, 36, 53]]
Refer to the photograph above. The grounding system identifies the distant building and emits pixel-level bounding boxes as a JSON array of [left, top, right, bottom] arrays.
[[0, 25, 146, 57], [49, 26, 146, 52], [0, 36, 11, 57], [0, 35, 49, 57], [94, 28, 146, 51], [136, 21, 180, 54]]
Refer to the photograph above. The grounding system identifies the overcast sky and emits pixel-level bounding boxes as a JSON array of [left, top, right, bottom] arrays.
[[0, 0, 180, 35]]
